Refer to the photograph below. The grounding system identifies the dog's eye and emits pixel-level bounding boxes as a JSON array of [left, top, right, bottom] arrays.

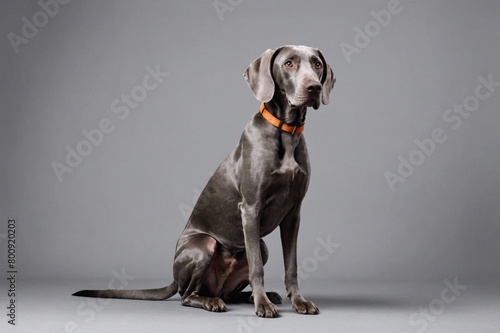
[[314, 61, 323, 69], [284, 61, 293, 68]]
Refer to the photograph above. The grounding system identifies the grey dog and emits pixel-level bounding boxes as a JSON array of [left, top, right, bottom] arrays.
[[74, 45, 336, 318]]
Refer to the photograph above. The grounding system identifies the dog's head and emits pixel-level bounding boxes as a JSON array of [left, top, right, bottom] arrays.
[[244, 45, 336, 109]]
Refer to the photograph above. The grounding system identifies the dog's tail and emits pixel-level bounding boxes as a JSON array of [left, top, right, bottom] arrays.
[[72, 281, 178, 301]]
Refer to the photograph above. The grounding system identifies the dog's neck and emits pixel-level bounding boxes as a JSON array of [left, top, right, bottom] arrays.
[[264, 95, 307, 126], [264, 95, 306, 177]]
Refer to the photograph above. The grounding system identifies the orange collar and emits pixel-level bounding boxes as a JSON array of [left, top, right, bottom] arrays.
[[259, 103, 305, 135]]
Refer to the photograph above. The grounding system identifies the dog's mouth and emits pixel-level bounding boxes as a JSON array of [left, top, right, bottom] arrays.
[[306, 98, 320, 110], [289, 95, 320, 110]]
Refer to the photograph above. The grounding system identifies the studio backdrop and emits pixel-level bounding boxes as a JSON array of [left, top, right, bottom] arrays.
[[1, 0, 500, 286]]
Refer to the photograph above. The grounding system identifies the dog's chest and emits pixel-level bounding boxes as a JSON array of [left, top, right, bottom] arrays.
[[271, 133, 306, 180], [271, 153, 304, 181], [259, 134, 309, 232]]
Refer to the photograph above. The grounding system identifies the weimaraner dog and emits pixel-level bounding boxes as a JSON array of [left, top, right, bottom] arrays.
[[74, 45, 336, 318]]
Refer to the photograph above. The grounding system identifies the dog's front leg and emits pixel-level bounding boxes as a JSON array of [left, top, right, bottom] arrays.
[[280, 207, 320, 314], [240, 202, 279, 318]]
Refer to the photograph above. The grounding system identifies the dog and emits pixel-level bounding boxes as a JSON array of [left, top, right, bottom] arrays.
[[73, 45, 336, 318]]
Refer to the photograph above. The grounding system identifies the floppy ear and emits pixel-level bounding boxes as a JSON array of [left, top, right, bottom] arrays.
[[316, 49, 336, 105], [243, 49, 276, 102]]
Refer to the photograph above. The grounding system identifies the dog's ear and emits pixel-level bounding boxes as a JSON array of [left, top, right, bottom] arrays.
[[316, 49, 336, 105], [243, 49, 276, 102]]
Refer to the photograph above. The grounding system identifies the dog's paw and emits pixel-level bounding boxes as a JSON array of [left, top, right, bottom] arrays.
[[292, 299, 319, 315], [255, 302, 280, 318], [203, 297, 227, 312]]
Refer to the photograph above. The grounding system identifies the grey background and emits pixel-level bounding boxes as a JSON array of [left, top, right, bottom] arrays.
[[1, 0, 500, 287]]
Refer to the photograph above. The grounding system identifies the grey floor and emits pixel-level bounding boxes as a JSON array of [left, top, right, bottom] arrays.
[[2, 279, 499, 333]]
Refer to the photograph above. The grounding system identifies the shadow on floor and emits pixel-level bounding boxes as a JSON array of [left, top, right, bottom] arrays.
[[308, 294, 421, 310]]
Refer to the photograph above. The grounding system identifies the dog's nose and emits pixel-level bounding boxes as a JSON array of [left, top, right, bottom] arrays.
[[306, 83, 322, 94]]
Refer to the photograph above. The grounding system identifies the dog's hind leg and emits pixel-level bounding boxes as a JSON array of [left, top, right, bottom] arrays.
[[174, 234, 227, 312], [222, 240, 282, 305]]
